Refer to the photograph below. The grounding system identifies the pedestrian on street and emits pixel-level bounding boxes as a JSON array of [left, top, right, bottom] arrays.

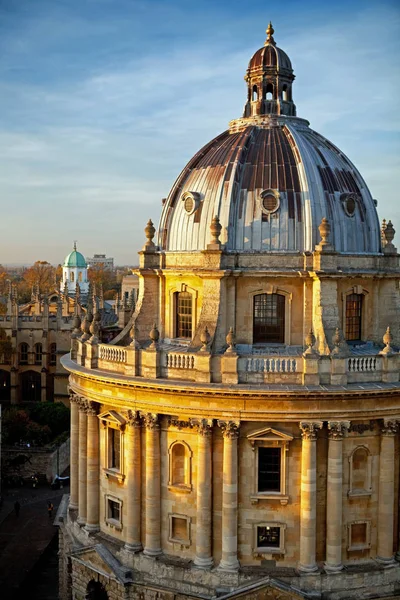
[[47, 500, 54, 518], [14, 501, 20, 517]]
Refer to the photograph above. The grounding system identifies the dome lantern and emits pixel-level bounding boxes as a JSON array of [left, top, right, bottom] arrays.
[[61, 242, 89, 295], [243, 22, 296, 118]]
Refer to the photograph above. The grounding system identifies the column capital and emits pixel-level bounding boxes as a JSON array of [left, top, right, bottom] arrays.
[[193, 418, 213, 436], [69, 391, 80, 404], [167, 417, 192, 429], [126, 409, 141, 427], [86, 401, 99, 416], [140, 412, 159, 429], [299, 421, 323, 440], [381, 419, 399, 436], [218, 420, 240, 439], [327, 421, 350, 440], [77, 397, 89, 413]]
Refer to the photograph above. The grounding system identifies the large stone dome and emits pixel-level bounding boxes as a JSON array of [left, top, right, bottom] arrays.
[[158, 25, 381, 255]]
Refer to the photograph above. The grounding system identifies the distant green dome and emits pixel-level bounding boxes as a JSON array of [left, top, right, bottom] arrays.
[[63, 246, 87, 268]]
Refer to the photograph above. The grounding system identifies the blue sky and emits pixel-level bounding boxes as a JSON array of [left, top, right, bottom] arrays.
[[0, 0, 399, 265]]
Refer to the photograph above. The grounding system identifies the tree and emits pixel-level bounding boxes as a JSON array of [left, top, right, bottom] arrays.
[[23, 261, 56, 294], [88, 262, 117, 293]]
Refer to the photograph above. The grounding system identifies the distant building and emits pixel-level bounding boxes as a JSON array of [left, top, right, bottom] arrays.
[[86, 254, 114, 270], [61, 243, 89, 295]]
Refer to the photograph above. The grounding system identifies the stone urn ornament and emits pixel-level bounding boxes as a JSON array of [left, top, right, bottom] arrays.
[[149, 323, 160, 349], [331, 327, 341, 355], [210, 216, 222, 246], [143, 219, 156, 250], [318, 217, 330, 246], [380, 326, 394, 355], [200, 326, 211, 352], [303, 329, 316, 355]]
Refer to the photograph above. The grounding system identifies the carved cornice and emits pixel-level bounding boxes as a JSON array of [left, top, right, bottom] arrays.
[[299, 421, 323, 440], [140, 412, 159, 429], [381, 419, 399, 436], [168, 417, 193, 430], [349, 421, 374, 434], [218, 420, 240, 439], [327, 421, 350, 440]]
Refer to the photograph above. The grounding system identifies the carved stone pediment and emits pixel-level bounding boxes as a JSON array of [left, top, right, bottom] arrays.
[[71, 543, 132, 584], [98, 410, 126, 430], [219, 575, 315, 599], [247, 427, 293, 449]]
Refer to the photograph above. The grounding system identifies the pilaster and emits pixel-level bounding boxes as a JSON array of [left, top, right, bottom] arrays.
[[142, 412, 162, 556], [377, 419, 398, 566], [194, 419, 213, 568], [125, 411, 142, 552]]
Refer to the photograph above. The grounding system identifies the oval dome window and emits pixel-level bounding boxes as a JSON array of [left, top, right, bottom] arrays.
[[260, 189, 280, 214], [181, 191, 200, 215]]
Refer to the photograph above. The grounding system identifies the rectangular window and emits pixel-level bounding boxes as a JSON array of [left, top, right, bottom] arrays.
[[258, 447, 281, 492], [253, 294, 285, 344], [109, 428, 121, 470], [346, 293, 362, 341], [108, 499, 120, 522], [257, 526, 280, 548], [176, 292, 192, 339], [169, 514, 190, 545]]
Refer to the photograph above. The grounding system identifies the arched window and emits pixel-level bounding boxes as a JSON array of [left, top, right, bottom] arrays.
[[252, 85, 258, 101], [253, 294, 285, 344], [168, 441, 192, 490], [70, 272, 74, 283], [349, 445, 372, 497], [265, 82, 274, 100], [346, 293, 363, 341], [35, 343, 42, 365], [86, 580, 108, 600], [19, 343, 29, 365], [49, 343, 57, 366], [175, 291, 192, 338], [78, 271, 82, 282], [282, 84, 288, 101]]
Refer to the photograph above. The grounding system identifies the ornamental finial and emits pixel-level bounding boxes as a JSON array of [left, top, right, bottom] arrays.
[[73, 240, 77, 251], [265, 21, 275, 45]]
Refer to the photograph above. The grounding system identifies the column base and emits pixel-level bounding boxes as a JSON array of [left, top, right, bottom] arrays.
[[217, 559, 240, 572], [324, 562, 343, 574], [143, 547, 162, 557], [125, 542, 143, 554], [193, 556, 214, 569], [77, 516, 87, 526], [376, 555, 398, 568], [297, 562, 319, 575], [69, 502, 78, 511], [84, 523, 100, 534]]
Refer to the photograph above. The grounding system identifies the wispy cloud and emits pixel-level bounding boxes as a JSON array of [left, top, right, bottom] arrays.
[[0, 0, 399, 263]]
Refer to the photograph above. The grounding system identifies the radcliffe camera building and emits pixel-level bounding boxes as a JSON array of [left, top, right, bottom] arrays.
[[59, 24, 400, 600]]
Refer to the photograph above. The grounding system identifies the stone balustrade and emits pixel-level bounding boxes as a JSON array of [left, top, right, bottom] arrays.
[[75, 339, 399, 387]]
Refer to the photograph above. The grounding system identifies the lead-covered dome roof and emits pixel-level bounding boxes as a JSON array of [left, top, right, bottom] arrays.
[[63, 244, 87, 268], [158, 25, 381, 255]]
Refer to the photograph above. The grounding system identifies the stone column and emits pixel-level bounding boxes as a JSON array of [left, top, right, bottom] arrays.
[[77, 400, 88, 525], [125, 411, 142, 552], [325, 421, 349, 573], [298, 421, 323, 573], [218, 420, 240, 571], [194, 419, 213, 568], [69, 393, 80, 510], [85, 401, 100, 532], [142, 413, 162, 556], [377, 419, 398, 565]]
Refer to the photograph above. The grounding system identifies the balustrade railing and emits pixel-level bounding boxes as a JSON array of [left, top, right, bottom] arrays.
[[347, 356, 378, 373], [165, 353, 195, 370], [246, 357, 298, 373], [99, 344, 127, 364]]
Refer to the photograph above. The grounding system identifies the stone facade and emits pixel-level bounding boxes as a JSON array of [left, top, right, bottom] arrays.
[[58, 23, 400, 600]]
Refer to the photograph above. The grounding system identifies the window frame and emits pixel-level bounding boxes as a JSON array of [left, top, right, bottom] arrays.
[[34, 343, 42, 365], [175, 291, 193, 339], [98, 410, 126, 483], [168, 284, 198, 342], [49, 343, 57, 366], [249, 287, 292, 346], [105, 494, 123, 531], [248, 427, 293, 505], [347, 520, 371, 552], [342, 286, 368, 343], [19, 343, 29, 365], [253, 522, 286, 556], [168, 440, 192, 493], [348, 445, 372, 498], [168, 513, 191, 547]]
